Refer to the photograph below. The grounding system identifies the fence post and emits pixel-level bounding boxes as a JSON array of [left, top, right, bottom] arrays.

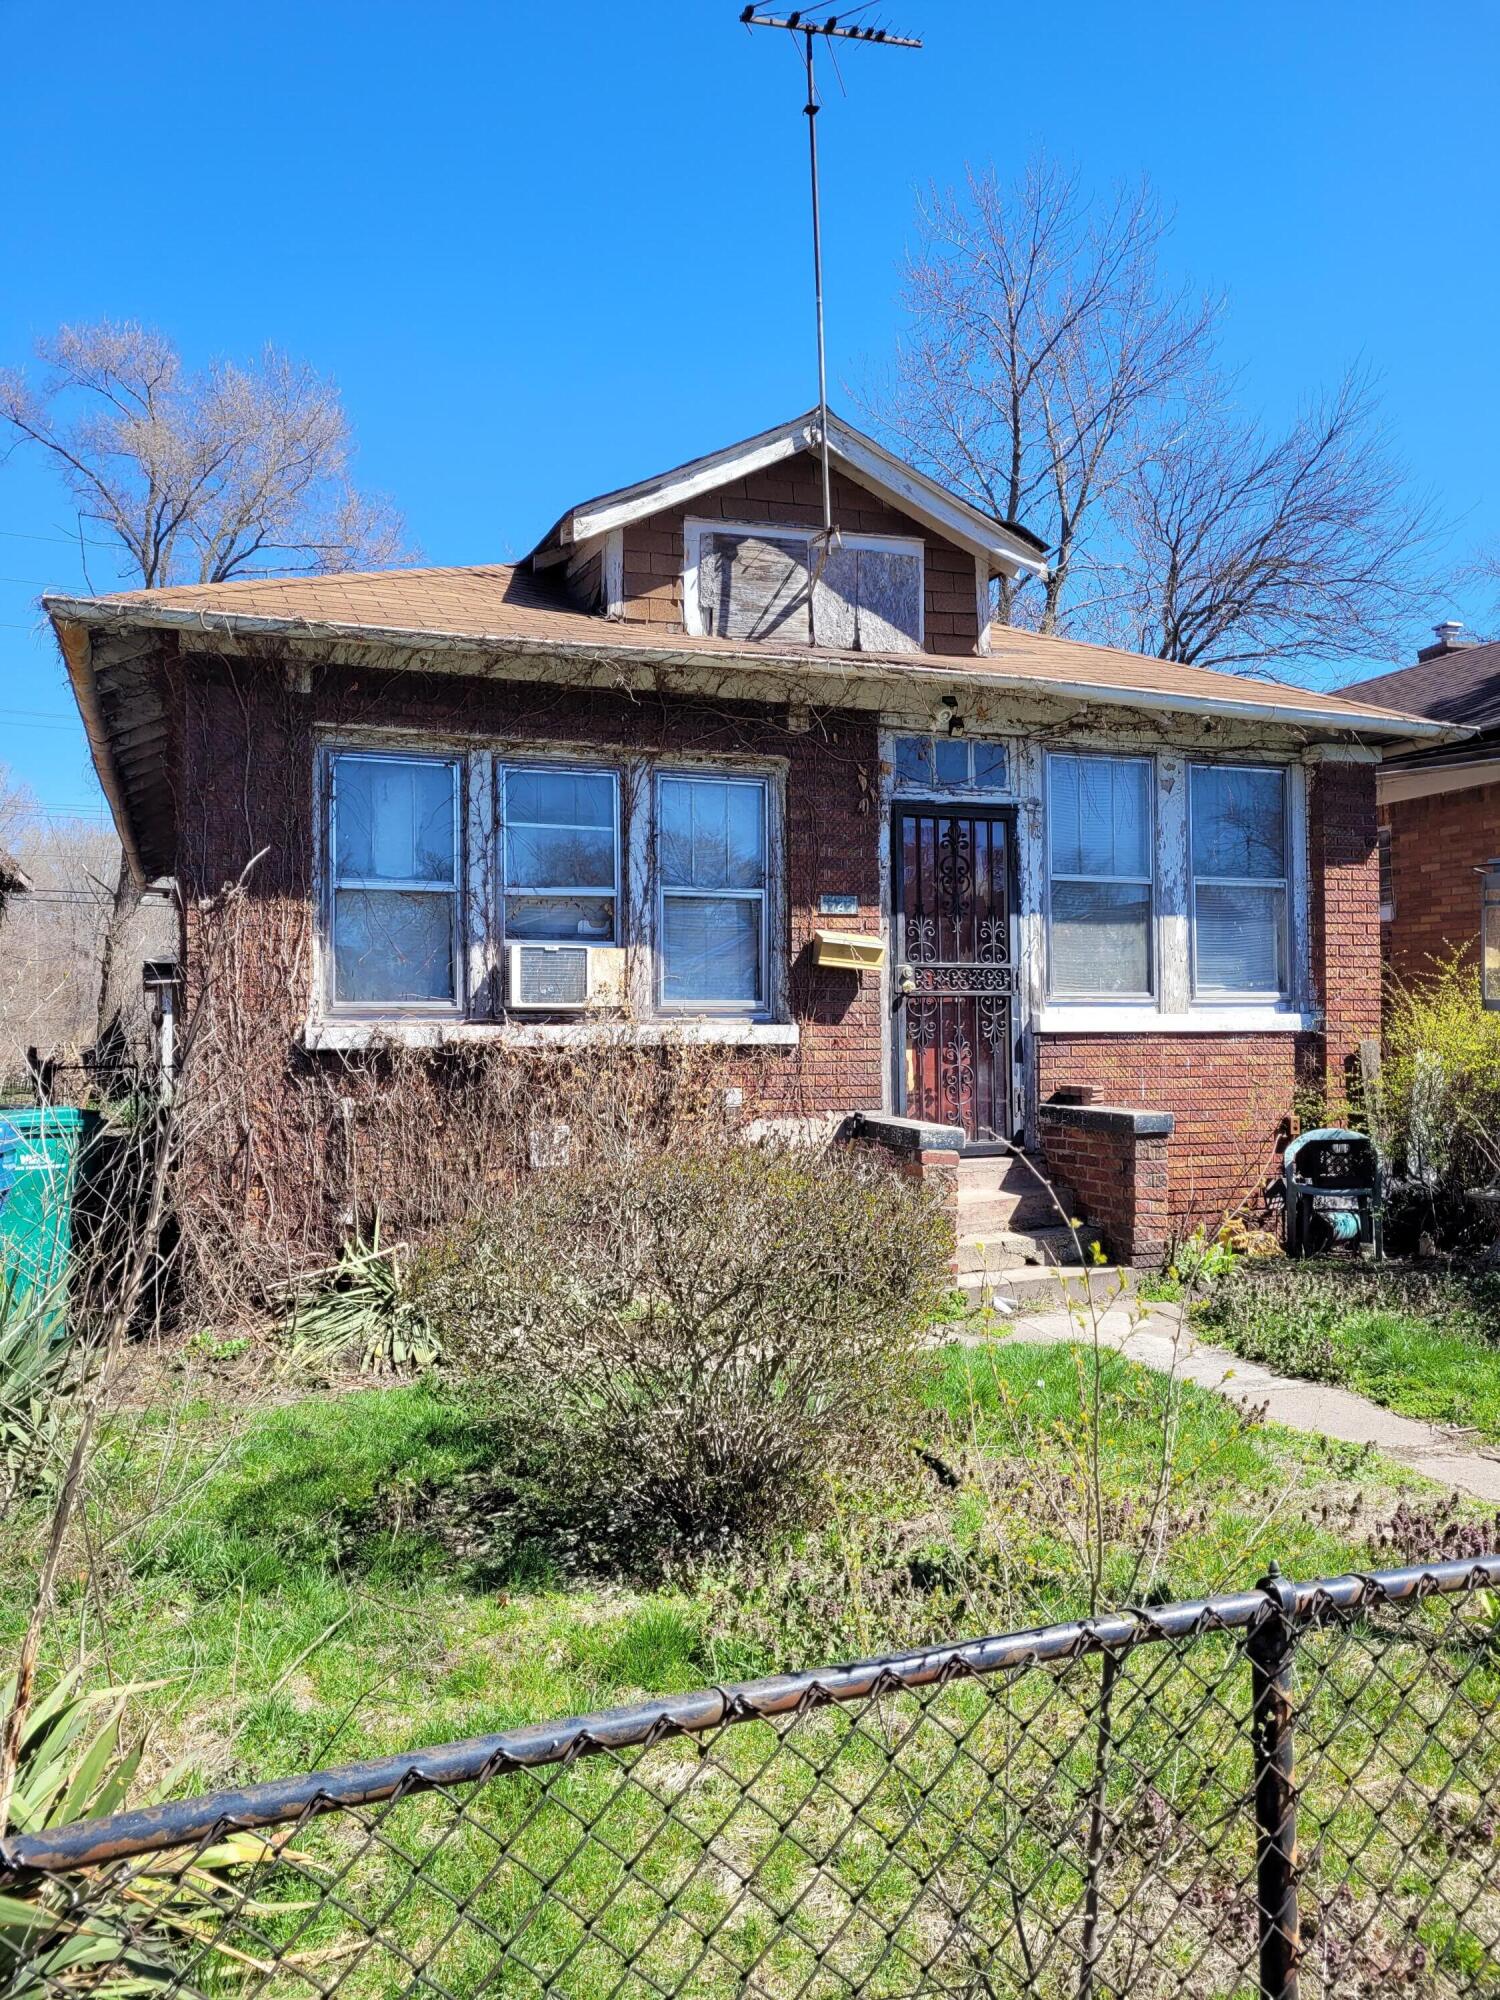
[[1248, 1560, 1301, 2000]]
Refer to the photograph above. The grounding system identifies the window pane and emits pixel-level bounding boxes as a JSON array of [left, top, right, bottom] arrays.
[[659, 779, 764, 890], [505, 823, 616, 889], [972, 741, 1008, 789], [506, 770, 614, 828], [336, 757, 454, 882], [1195, 883, 1286, 993], [1192, 767, 1286, 879], [934, 738, 970, 787], [662, 896, 761, 1005], [1049, 881, 1152, 995], [894, 736, 931, 787], [506, 896, 615, 942], [334, 890, 454, 1003], [1050, 757, 1150, 879]]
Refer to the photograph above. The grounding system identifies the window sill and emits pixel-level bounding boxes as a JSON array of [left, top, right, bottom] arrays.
[[1037, 1005, 1317, 1036], [303, 1017, 801, 1052]]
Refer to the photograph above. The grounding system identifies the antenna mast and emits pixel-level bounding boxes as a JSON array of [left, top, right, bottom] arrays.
[[739, 9, 922, 541]]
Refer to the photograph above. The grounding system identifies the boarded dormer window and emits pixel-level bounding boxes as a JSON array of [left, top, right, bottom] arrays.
[[687, 520, 923, 651], [699, 533, 812, 642]]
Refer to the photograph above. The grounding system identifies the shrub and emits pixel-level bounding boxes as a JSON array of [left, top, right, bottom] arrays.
[[1200, 1257, 1500, 1380], [1376, 956, 1500, 1244], [411, 1143, 953, 1562]]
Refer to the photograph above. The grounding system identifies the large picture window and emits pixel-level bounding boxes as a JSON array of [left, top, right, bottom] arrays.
[[658, 774, 768, 1010], [329, 751, 460, 1007], [1046, 754, 1154, 997], [500, 765, 619, 942], [1190, 764, 1289, 998]]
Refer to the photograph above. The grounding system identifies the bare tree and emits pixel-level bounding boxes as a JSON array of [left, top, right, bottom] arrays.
[[872, 155, 1217, 630], [1116, 368, 1441, 668], [0, 320, 411, 587]]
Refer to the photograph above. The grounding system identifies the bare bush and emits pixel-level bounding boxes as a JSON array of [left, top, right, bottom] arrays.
[[412, 1143, 954, 1561]]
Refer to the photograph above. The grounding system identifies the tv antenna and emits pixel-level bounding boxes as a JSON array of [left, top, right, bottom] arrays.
[[739, 9, 922, 541]]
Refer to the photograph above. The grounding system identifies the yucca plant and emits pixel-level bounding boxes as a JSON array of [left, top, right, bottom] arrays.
[[0, 1666, 320, 1996], [0, 1278, 78, 1517], [282, 1213, 439, 1375]]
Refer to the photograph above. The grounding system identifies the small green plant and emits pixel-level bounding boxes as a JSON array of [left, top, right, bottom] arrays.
[[1376, 954, 1500, 1245], [185, 1330, 248, 1364], [283, 1214, 440, 1376]]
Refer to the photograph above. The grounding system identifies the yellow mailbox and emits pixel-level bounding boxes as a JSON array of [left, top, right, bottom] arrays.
[[812, 930, 886, 973]]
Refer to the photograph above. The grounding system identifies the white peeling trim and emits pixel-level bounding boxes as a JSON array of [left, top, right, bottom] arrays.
[[303, 1017, 800, 1052], [602, 529, 624, 620], [1037, 1005, 1318, 1036]]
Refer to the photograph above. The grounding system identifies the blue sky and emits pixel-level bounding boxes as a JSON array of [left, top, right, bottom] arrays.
[[2, 0, 1497, 817]]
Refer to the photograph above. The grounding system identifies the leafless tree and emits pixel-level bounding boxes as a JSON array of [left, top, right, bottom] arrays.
[[871, 155, 1218, 630], [1115, 367, 1441, 668], [0, 320, 412, 587]]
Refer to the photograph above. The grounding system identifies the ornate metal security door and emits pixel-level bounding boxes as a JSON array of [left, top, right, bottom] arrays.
[[893, 807, 1017, 1142]]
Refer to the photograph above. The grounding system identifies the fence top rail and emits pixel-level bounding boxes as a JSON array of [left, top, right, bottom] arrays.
[[4, 1553, 1496, 1877]]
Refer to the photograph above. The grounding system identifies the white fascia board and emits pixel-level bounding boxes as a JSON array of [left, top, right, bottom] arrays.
[[821, 417, 1048, 580], [42, 596, 1464, 741], [566, 421, 810, 542], [1377, 756, 1500, 804]]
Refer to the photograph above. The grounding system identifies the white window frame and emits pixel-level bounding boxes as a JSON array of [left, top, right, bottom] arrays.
[[324, 746, 465, 1018], [654, 769, 771, 1017], [1044, 751, 1157, 1002], [497, 761, 621, 947], [1188, 761, 1292, 1004], [681, 517, 925, 647], [892, 732, 1011, 795]]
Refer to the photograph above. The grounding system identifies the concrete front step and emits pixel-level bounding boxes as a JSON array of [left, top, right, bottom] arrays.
[[954, 1223, 1104, 1274], [956, 1188, 1071, 1235], [956, 1263, 1137, 1312]]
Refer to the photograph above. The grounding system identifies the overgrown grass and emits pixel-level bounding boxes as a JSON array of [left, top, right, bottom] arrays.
[[1201, 1260, 1500, 1440], [0, 1337, 1467, 1800]]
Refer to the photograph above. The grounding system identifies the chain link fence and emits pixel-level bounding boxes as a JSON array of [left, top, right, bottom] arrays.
[[3, 1555, 1500, 1999]]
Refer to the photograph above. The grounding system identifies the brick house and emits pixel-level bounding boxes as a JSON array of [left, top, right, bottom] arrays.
[[1338, 623, 1497, 993], [45, 412, 1452, 1271]]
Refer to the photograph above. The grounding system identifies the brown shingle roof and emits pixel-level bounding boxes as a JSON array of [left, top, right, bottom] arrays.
[[1338, 641, 1500, 733], [57, 561, 1445, 735]]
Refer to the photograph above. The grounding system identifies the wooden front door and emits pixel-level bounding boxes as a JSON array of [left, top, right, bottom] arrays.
[[893, 806, 1018, 1143]]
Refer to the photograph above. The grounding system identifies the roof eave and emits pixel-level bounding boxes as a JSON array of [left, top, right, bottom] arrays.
[[50, 614, 148, 888], [43, 594, 1462, 744]]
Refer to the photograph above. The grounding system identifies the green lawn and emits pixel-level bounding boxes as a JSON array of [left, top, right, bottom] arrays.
[[1200, 1261, 1500, 1441], [4, 1340, 1497, 2000], [0, 1337, 1456, 1789]]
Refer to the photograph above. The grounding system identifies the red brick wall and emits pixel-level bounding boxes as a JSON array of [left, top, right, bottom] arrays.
[[1036, 1035, 1311, 1233], [619, 453, 981, 655], [1307, 759, 1382, 1097], [1381, 777, 1500, 988], [1035, 1108, 1171, 1264]]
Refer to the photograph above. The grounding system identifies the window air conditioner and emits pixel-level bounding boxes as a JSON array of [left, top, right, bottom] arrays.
[[506, 943, 625, 1012]]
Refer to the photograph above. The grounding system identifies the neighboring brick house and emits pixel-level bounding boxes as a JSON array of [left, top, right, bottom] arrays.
[[1339, 623, 1497, 992], [44, 410, 1451, 1266]]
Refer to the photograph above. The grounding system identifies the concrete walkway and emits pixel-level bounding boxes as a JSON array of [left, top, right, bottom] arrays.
[[981, 1299, 1500, 1507]]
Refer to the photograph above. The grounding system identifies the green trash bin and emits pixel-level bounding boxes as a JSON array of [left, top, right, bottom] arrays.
[[0, 1106, 101, 1309]]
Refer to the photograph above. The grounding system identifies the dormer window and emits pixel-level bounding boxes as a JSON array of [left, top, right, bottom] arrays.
[[684, 519, 924, 652]]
